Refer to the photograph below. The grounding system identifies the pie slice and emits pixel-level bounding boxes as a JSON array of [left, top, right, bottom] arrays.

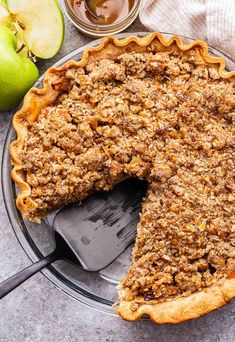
[[10, 33, 235, 323]]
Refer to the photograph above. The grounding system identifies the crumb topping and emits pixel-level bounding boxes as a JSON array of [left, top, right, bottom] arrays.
[[21, 47, 235, 304]]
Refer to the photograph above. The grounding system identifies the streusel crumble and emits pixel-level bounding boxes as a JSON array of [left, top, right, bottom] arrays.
[[20, 47, 235, 305]]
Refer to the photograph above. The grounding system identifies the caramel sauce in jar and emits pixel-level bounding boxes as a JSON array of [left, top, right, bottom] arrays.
[[71, 0, 135, 25]]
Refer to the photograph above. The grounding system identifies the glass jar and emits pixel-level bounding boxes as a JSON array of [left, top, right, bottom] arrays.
[[61, 0, 142, 38]]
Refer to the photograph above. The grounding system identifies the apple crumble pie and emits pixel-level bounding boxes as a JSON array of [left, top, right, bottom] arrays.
[[11, 33, 235, 323]]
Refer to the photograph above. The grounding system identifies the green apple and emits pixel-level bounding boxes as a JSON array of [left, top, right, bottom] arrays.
[[0, 26, 39, 111], [0, 0, 28, 58], [6, 0, 64, 59]]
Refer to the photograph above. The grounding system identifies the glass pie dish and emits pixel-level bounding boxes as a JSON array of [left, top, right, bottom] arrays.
[[2, 32, 235, 315]]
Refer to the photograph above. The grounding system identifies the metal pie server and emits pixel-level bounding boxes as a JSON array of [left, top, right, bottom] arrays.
[[0, 179, 146, 299]]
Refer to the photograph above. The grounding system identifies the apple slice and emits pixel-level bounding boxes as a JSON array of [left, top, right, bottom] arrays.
[[7, 0, 64, 59], [0, 0, 11, 26]]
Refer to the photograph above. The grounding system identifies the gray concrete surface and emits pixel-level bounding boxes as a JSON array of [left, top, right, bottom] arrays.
[[0, 11, 235, 342]]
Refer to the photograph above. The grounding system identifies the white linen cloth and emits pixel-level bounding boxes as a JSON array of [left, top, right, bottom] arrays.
[[139, 0, 235, 60]]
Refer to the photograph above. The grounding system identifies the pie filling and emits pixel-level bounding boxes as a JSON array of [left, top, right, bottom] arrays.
[[20, 47, 235, 305]]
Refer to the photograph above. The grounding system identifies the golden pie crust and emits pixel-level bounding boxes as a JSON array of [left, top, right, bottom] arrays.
[[10, 32, 235, 323], [117, 271, 235, 323]]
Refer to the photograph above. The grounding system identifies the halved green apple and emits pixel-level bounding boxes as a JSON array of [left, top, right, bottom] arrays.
[[6, 0, 64, 59], [0, 0, 11, 27]]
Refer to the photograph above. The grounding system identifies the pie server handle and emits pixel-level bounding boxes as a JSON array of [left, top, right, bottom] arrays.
[[0, 250, 59, 299]]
